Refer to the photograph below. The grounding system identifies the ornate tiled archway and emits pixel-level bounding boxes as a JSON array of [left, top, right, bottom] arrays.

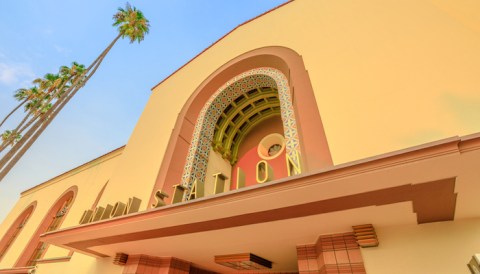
[[149, 46, 332, 207], [181, 67, 301, 197]]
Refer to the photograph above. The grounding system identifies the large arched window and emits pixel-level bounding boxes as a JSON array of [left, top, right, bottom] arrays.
[[15, 186, 77, 267], [0, 202, 36, 262], [181, 68, 300, 198]]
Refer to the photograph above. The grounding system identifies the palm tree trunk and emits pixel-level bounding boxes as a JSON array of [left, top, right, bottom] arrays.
[[0, 99, 27, 128], [86, 34, 121, 71]]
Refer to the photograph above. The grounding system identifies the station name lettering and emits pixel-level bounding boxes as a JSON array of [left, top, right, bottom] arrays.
[[79, 197, 142, 224], [151, 151, 302, 208]]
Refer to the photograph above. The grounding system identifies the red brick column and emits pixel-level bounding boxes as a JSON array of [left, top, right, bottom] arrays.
[[297, 232, 367, 274], [123, 255, 190, 274], [297, 244, 320, 273]]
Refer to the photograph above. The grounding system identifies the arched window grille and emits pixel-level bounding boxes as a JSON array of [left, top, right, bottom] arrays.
[[25, 196, 73, 266], [15, 186, 77, 267]]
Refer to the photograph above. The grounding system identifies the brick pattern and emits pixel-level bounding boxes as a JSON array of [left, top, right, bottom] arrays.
[[297, 244, 318, 273], [122, 255, 190, 274], [352, 224, 379, 248], [297, 233, 367, 274]]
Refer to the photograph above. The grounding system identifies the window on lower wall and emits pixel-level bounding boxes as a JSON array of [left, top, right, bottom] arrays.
[[25, 196, 73, 266], [0, 203, 35, 262], [14, 187, 77, 268]]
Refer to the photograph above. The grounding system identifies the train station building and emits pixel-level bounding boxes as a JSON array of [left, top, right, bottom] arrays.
[[1, 0, 480, 273]]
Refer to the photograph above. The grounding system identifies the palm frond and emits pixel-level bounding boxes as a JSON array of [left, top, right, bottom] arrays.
[[112, 3, 150, 44]]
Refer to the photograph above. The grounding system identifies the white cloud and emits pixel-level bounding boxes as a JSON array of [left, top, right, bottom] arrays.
[[0, 62, 35, 86]]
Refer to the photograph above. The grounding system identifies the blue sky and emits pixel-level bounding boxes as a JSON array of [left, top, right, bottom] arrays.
[[0, 0, 287, 222]]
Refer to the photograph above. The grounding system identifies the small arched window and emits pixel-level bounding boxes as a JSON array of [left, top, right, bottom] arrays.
[[16, 186, 77, 267], [26, 196, 73, 266], [0, 202, 36, 262]]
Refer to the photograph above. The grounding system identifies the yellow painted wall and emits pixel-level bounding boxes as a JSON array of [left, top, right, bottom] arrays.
[[102, 0, 480, 208], [362, 219, 480, 274], [0, 148, 123, 269]]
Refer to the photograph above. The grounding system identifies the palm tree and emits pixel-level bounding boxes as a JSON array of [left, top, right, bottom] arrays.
[[0, 3, 150, 181], [1, 130, 21, 148], [0, 87, 40, 128], [113, 3, 150, 43]]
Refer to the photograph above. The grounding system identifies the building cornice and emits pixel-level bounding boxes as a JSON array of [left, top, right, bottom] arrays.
[[20, 146, 125, 197]]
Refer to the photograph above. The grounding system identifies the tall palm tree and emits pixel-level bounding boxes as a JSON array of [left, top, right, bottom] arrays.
[[0, 66, 78, 153], [0, 3, 150, 181], [4, 61, 86, 145]]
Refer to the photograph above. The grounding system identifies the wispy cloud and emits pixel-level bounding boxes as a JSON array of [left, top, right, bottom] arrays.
[[53, 44, 71, 55], [0, 62, 35, 86], [43, 28, 54, 36]]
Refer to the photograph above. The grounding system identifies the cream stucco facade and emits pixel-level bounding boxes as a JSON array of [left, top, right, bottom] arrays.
[[1, 1, 480, 273]]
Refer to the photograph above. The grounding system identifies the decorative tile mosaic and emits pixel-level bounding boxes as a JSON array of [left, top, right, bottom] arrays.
[[182, 67, 301, 199]]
